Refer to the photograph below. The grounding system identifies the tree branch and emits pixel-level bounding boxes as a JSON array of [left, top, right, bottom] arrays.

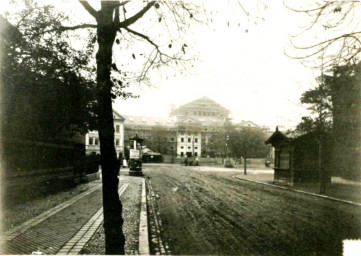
[[123, 27, 159, 51], [61, 23, 97, 30], [79, 0, 98, 18], [118, 1, 156, 28], [22, 23, 97, 37]]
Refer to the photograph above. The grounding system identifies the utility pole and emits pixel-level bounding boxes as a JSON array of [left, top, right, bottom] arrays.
[[226, 135, 229, 159], [243, 139, 247, 175], [243, 128, 248, 175], [318, 61, 326, 194]]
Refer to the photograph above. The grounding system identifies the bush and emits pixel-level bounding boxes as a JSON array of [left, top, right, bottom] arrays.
[[224, 160, 234, 168], [85, 154, 100, 174]]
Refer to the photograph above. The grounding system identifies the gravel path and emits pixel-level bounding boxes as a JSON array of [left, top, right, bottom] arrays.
[[80, 174, 143, 255]]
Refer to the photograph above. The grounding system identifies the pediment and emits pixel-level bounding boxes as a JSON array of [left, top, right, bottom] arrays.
[[177, 117, 201, 125]]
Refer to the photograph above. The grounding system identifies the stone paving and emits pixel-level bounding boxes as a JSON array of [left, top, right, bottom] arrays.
[[0, 181, 128, 255], [57, 184, 129, 255]]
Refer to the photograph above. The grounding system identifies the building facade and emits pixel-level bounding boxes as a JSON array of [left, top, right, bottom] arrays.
[[121, 97, 232, 157], [85, 110, 125, 158], [123, 115, 177, 155], [170, 97, 231, 157]]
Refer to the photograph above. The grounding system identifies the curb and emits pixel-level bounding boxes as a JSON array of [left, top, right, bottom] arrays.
[[235, 176, 361, 207], [139, 178, 150, 255]]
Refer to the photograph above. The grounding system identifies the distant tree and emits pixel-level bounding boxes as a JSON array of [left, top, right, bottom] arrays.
[[295, 62, 361, 183], [295, 75, 333, 135], [326, 63, 361, 180], [146, 126, 175, 155], [229, 127, 270, 159], [206, 122, 269, 160]]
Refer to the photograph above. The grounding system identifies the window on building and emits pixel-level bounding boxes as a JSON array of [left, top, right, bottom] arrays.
[[188, 138, 191, 143], [195, 147, 198, 150], [89, 137, 93, 145], [181, 137, 184, 142], [195, 152, 198, 157], [195, 138, 198, 143], [92, 152, 96, 155], [115, 139, 119, 146], [188, 146, 191, 149], [95, 138, 99, 145], [115, 125, 120, 133], [181, 146, 184, 149], [181, 152, 184, 156]]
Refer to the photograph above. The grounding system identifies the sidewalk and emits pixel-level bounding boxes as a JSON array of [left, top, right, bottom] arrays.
[[0, 175, 143, 255], [235, 169, 361, 205]]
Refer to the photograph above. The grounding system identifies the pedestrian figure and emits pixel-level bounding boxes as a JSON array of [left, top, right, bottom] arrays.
[[184, 156, 188, 166]]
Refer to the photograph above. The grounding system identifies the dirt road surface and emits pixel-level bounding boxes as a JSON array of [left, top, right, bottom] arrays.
[[143, 164, 361, 256]]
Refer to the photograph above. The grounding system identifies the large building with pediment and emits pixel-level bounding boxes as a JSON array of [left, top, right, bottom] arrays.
[[170, 97, 231, 157], [86, 97, 264, 158], [123, 97, 232, 157]]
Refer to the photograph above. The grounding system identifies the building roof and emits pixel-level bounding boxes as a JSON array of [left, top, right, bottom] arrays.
[[176, 116, 225, 127], [113, 109, 125, 121], [265, 127, 289, 146], [236, 120, 260, 128], [123, 115, 176, 127], [0, 15, 23, 43], [171, 96, 230, 116]]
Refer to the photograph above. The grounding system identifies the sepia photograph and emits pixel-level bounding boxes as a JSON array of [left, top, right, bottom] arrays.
[[1, 0, 360, 255]]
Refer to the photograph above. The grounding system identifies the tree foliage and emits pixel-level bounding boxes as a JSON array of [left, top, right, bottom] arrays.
[[1, 3, 97, 139], [295, 62, 361, 180], [144, 126, 175, 155], [206, 122, 269, 159]]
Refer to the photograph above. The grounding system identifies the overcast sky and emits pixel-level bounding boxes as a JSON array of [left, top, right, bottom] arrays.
[[3, 0, 342, 130], [110, 0, 321, 130]]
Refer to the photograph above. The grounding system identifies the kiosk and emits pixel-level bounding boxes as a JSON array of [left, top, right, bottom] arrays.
[[128, 134, 144, 176]]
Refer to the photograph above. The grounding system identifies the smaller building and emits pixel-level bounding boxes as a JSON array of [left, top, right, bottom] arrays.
[[142, 146, 163, 163], [265, 127, 331, 186], [85, 110, 125, 158]]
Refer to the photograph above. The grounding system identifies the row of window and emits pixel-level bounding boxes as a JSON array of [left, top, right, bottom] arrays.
[[182, 111, 224, 117], [180, 146, 198, 150], [128, 117, 173, 124], [88, 137, 121, 146], [180, 137, 199, 143], [180, 152, 198, 156]]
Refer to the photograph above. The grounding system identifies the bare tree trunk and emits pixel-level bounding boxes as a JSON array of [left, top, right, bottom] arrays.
[[96, 6, 125, 255]]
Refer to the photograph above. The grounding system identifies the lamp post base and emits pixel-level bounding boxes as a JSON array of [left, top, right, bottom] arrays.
[[129, 169, 143, 176]]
